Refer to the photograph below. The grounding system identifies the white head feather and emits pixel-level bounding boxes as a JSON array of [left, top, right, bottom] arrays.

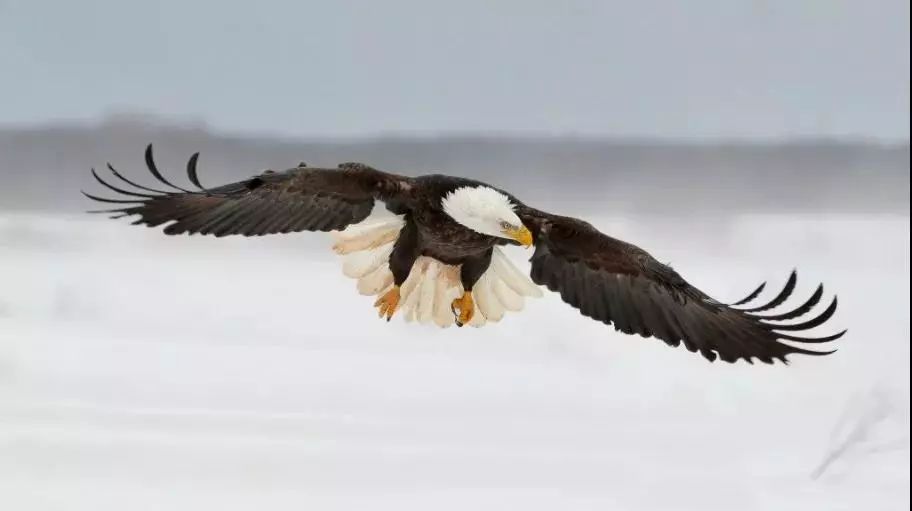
[[441, 186, 524, 239]]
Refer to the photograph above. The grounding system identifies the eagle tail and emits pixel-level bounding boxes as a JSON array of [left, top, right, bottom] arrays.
[[331, 211, 541, 327]]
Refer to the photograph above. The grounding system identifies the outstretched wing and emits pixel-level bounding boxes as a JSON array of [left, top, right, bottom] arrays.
[[84, 145, 413, 237], [517, 208, 845, 364]]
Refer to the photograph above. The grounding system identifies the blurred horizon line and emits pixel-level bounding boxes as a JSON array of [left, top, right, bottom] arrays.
[[2, 112, 908, 215], [2, 111, 909, 147]]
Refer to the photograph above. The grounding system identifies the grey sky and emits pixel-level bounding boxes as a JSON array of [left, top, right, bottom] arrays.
[[1, 0, 909, 140]]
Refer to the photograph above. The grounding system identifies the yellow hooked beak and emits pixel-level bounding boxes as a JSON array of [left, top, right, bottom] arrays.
[[504, 225, 534, 248]]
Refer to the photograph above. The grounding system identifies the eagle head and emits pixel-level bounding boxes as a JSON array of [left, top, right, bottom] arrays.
[[441, 186, 533, 247]]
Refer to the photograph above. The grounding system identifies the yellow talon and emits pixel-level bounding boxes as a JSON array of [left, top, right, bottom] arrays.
[[451, 290, 475, 327], [374, 286, 401, 322]]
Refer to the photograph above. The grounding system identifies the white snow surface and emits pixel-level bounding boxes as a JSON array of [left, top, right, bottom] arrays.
[[0, 212, 909, 510]]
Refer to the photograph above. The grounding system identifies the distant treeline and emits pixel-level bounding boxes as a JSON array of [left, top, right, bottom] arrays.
[[0, 117, 908, 214]]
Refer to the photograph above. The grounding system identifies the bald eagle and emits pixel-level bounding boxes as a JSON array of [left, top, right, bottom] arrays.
[[84, 145, 845, 364]]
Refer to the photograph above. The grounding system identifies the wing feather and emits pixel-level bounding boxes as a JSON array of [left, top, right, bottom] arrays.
[[84, 144, 412, 237], [518, 207, 845, 364]]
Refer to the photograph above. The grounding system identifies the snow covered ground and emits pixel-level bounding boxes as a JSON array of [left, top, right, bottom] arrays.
[[1, 212, 909, 510]]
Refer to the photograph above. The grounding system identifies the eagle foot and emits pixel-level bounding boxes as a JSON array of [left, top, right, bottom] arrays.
[[374, 286, 401, 321], [451, 290, 475, 327]]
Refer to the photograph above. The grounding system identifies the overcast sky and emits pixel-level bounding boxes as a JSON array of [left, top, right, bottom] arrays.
[[1, 0, 909, 140]]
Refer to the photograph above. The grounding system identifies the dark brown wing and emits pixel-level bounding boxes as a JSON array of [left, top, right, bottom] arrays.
[[84, 145, 413, 237], [517, 208, 845, 364]]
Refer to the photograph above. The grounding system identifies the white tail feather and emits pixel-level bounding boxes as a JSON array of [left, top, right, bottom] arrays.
[[331, 217, 405, 254], [357, 263, 394, 296], [492, 278, 524, 312], [342, 243, 394, 278], [331, 211, 541, 327], [474, 274, 505, 322], [492, 249, 543, 298], [416, 263, 438, 324], [433, 269, 458, 327]]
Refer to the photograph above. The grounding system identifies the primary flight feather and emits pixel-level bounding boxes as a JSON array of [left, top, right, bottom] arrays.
[[85, 145, 845, 364]]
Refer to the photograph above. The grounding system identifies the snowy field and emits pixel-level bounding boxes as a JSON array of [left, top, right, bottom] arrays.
[[0, 212, 909, 511]]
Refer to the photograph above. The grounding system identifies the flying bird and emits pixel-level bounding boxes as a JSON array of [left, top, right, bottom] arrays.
[[84, 145, 845, 364]]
